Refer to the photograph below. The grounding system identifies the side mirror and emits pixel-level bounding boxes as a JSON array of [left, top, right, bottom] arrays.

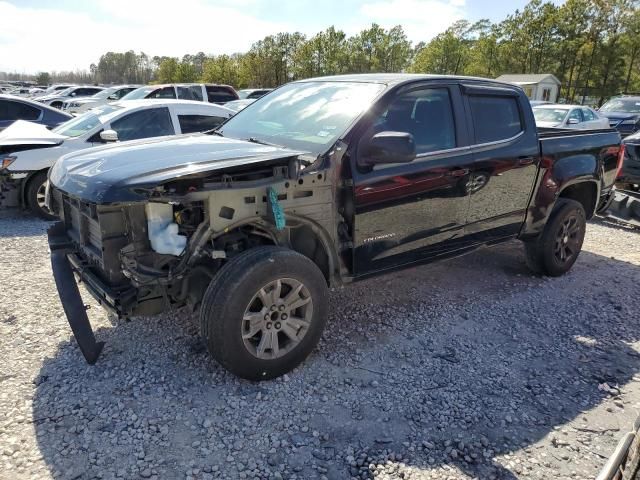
[[70, 92, 77, 97], [361, 131, 416, 165], [100, 130, 119, 142], [107, 94, 118, 100], [567, 118, 580, 125]]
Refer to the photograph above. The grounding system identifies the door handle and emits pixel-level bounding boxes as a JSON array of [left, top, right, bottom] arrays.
[[446, 168, 469, 178], [518, 156, 536, 166]]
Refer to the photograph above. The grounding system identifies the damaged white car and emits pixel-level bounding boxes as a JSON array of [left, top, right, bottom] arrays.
[[0, 100, 234, 218]]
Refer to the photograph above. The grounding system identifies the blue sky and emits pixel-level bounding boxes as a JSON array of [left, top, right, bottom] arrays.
[[0, 0, 558, 73]]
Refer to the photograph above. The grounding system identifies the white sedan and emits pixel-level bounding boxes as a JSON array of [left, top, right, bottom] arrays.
[[533, 104, 610, 129], [61, 85, 141, 114], [0, 100, 234, 218]]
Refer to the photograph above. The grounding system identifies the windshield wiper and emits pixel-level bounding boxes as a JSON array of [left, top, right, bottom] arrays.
[[207, 129, 224, 136], [246, 137, 282, 147]]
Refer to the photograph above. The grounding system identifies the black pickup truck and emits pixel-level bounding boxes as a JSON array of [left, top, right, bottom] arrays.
[[46, 74, 622, 380]]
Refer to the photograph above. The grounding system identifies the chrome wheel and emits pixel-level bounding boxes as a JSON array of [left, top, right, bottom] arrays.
[[36, 181, 48, 211], [466, 173, 488, 193], [242, 278, 313, 360], [554, 214, 581, 263]]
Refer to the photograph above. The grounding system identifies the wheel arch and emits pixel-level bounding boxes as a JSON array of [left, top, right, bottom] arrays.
[[211, 214, 341, 286], [556, 179, 599, 219]]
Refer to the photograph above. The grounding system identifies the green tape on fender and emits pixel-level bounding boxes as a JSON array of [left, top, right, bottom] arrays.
[[267, 187, 286, 231]]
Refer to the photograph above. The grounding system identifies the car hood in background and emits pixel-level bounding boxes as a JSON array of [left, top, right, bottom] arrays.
[[70, 98, 99, 105], [535, 121, 562, 128], [34, 94, 64, 102], [623, 130, 640, 143], [599, 111, 640, 122], [49, 134, 308, 203], [0, 120, 67, 147]]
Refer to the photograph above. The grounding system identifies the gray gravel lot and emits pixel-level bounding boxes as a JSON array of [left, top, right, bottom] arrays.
[[1, 210, 640, 480]]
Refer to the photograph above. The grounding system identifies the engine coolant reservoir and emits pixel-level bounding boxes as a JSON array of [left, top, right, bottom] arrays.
[[145, 203, 187, 256]]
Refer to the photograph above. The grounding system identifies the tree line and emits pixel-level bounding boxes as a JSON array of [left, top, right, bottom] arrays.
[[2, 0, 638, 104]]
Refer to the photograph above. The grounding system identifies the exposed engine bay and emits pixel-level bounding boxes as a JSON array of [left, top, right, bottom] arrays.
[[47, 158, 344, 319]]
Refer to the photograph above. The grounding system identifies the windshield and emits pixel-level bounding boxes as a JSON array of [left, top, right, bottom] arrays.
[[53, 105, 120, 137], [219, 81, 386, 154], [600, 98, 640, 114], [92, 87, 117, 100], [533, 108, 568, 123], [56, 87, 74, 97], [120, 87, 155, 100]]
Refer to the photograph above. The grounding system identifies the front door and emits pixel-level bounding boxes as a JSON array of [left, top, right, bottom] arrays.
[[351, 84, 474, 275]]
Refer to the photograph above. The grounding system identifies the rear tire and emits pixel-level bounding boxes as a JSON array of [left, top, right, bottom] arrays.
[[200, 246, 329, 380], [26, 171, 55, 220], [523, 198, 586, 277]]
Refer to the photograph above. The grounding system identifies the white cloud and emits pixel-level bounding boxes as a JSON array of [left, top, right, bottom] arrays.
[[0, 0, 467, 74], [359, 0, 465, 42], [0, 0, 285, 73]]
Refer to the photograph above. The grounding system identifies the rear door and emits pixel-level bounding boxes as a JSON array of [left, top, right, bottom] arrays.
[[462, 85, 540, 242], [352, 82, 475, 275], [582, 107, 607, 129]]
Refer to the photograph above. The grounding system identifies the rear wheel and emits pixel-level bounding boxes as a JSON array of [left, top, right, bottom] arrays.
[[524, 198, 586, 276], [200, 246, 328, 380], [26, 171, 55, 220]]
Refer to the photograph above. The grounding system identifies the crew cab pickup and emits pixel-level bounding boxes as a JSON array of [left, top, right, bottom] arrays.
[[45, 74, 622, 380]]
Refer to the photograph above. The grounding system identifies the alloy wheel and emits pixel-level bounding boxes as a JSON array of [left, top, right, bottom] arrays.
[[554, 214, 581, 263], [241, 278, 313, 360]]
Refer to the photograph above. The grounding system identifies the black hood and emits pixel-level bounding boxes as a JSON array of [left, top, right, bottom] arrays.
[[49, 134, 307, 203]]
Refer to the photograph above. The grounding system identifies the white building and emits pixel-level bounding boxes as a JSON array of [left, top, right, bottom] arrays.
[[495, 74, 561, 102]]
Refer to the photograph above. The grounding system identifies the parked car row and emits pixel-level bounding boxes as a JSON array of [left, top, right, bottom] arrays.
[[529, 94, 640, 137], [0, 99, 234, 218], [61, 85, 141, 114], [532, 104, 610, 129]]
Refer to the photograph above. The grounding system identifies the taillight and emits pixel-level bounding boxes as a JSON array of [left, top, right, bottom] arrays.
[[616, 144, 626, 178]]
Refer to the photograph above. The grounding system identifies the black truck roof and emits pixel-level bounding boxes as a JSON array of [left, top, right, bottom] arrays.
[[293, 73, 519, 89]]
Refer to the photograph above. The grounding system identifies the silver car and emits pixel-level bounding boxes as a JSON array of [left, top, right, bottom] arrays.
[[533, 104, 610, 129]]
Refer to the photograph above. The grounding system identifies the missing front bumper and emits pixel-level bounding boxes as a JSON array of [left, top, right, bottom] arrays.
[[48, 221, 105, 364]]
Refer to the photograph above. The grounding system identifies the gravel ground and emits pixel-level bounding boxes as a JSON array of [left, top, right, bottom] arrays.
[[1, 210, 640, 480]]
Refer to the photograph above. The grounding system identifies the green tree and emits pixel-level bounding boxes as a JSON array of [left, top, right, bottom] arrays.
[[36, 72, 51, 85], [157, 58, 179, 83]]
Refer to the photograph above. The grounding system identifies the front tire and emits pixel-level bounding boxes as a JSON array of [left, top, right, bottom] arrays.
[[524, 198, 586, 276], [200, 246, 329, 380], [26, 171, 55, 220]]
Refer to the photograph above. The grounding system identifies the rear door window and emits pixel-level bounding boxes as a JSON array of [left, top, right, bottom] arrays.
[[110, 107, 175, 141], [0, 100, 41, 120], [205, 86, 237, 103], [468, 95, 523, 143], [178, 114, 227, 134], [568, 109, 583, 123], [581, 108, 596, 121]]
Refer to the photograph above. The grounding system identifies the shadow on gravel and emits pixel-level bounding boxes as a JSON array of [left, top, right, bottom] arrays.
[[31, 242, 640, 479], [0, 209, 52, 237]]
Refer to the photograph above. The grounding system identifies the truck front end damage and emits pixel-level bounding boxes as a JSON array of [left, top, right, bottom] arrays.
[[47, 153, 337, 363]]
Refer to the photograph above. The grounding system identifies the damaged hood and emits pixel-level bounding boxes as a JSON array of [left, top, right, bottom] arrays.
[[49, 133, 307, 203], [0, 120, 67, 147]]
